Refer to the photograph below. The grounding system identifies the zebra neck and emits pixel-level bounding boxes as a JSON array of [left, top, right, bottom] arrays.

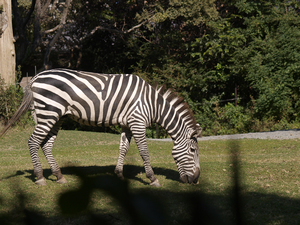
[[155, 98, 186, 140]]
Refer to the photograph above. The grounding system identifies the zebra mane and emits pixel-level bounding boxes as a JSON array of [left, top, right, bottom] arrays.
[[153, 83, 197, 130]]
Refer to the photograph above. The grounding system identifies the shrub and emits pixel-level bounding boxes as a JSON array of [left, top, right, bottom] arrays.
[[218, 103, 252, 134], [0, 78, 34, 128]]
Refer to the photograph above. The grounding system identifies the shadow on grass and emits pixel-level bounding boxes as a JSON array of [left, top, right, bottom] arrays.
[[19, 164, 180, 186], [1, 166, 300, 225], [1, 176, 300, 225]]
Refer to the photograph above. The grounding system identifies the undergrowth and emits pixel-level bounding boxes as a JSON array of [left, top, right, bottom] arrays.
[[197, 102, 300, 137], [0, 78, 34, 128]]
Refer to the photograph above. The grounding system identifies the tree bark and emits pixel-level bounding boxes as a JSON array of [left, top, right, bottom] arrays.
[[0, 0, 15, 86]]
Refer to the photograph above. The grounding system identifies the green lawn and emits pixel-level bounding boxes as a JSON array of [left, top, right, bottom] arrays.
[[0, 127, 300, 224]]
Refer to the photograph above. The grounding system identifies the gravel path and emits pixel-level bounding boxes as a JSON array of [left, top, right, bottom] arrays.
[[149, 129, 300, 142]]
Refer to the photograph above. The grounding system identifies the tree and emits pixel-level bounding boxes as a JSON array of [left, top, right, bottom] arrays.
[[12, 0, 72, 70], [132, 0, 218, 85], [227, 0, 300, 120], [57, 0, 148, 72], [0, 0, 15, 85], [13, 0, 153, 72]]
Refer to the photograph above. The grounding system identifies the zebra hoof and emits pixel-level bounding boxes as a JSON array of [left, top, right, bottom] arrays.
[[35, 178, 47, 186], [57, 177, 67, 184], [150, 179, 161, 187], [114, 170, 124, 180], [118, 175, 124, 180]]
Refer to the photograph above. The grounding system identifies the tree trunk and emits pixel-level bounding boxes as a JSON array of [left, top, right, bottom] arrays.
[[0, 0, 15, 86]]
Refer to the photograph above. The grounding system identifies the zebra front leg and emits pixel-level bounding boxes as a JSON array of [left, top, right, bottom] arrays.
[[130, 124, 161, 187], [114, 128, 132, 179], [41, 137, 67, 184]]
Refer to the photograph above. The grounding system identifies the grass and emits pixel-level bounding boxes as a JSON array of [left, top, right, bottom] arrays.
[[0, 127, 300, 224]]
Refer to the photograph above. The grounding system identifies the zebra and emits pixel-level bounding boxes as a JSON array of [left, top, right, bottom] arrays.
[[0, 68, 202, 186]]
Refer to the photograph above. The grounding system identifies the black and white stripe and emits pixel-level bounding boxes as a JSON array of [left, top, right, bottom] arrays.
[[1, 68, 202, 186]]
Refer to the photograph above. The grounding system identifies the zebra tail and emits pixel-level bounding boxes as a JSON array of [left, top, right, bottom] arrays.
[[0, 86, 33, 138]]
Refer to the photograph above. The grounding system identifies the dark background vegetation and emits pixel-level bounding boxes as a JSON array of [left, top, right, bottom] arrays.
[[1, 0, 300, 135], [2, 0, 300, 136]]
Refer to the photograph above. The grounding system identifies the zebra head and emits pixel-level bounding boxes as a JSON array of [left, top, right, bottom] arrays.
[[172, 124, 202, 184]]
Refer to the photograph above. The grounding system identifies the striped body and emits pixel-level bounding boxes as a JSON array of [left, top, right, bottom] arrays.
[[1, 68, 202, 186], [32, 70, 158, 128]]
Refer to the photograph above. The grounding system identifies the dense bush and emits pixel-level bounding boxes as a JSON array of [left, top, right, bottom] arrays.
[[0, 78, 34, 128]]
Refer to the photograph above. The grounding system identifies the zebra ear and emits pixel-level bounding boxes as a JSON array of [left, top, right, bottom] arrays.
[[189, 124, 202, 138], [193, 124, 202, 138]]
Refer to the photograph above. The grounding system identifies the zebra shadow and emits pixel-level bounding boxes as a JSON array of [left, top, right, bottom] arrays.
[[20, 165, 180, 185]]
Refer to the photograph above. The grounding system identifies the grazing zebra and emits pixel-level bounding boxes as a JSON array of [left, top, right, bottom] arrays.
[[0, 69, 202, 186]]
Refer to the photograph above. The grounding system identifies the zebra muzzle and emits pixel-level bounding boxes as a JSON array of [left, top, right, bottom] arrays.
[[180, 167, 200, 184], [193, 167, 200, 184]]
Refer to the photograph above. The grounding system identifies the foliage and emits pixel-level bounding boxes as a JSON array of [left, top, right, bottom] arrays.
[[15, 65, 22, 83], [229, 0, 300, 120], [146, 124, 169, 139], [136, 0, 218, 29], [217, 103, 251, 134], [0, 81, 21, 121], [0, 79, 32, 127], [180, 0, 300, 134], [78, 30, 138, 74], [11, 0, 300, 136]]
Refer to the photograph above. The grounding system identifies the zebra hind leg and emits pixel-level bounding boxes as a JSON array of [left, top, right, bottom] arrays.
[[114, 128, 132, 179], [130, 124, 161, 187], [41, 120, 67, 184], [28, 126, 48, 185]]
